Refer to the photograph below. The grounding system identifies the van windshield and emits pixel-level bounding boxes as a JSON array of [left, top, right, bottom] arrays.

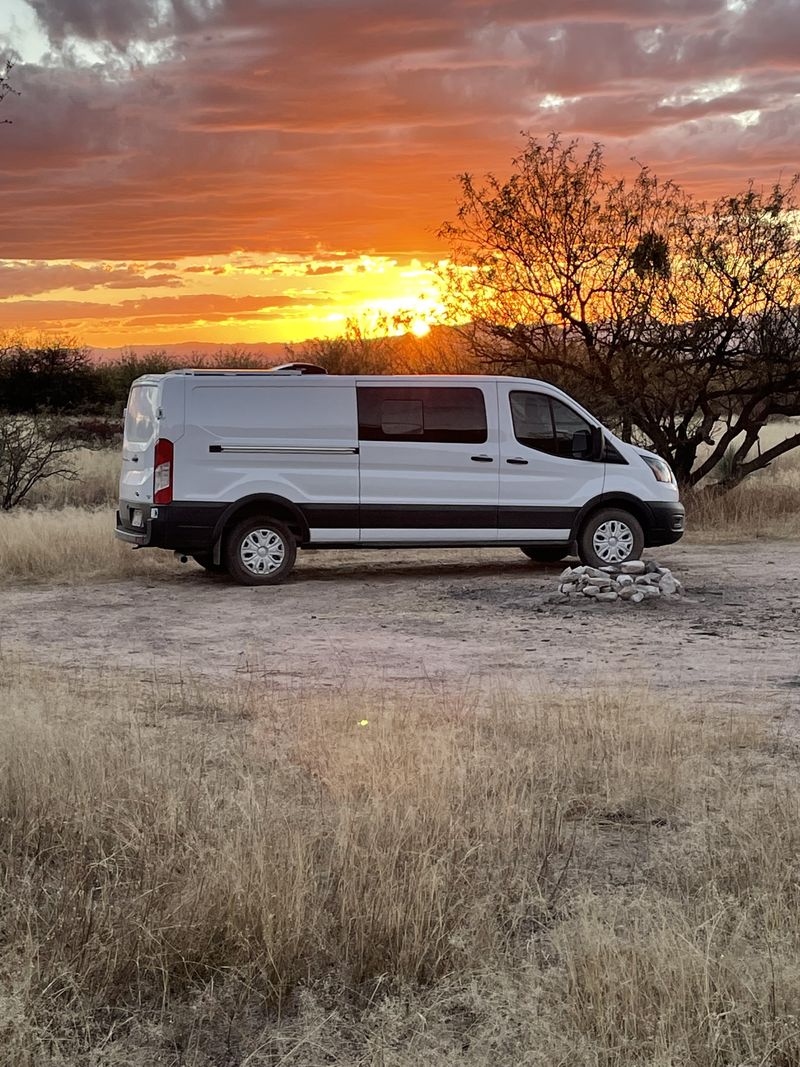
[[124, 385, 158, 446]]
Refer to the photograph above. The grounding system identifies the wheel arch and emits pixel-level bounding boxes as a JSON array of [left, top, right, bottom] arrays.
[[211, 494, 310, 549], [570, 493, 652, 541]]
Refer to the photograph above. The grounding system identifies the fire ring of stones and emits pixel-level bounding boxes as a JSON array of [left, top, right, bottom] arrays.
[[558, 559, 683, 603]]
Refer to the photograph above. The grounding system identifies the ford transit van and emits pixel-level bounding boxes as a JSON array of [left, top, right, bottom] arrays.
[[115, 365, 684, 585]]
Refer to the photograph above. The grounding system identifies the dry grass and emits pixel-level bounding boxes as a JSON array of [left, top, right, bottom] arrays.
[[2, 661, 799, 1065], [0, 450, 153, 582], [686, 429, 800, 541], [684, 479, 800, 541], [0, 506, 176, 581]]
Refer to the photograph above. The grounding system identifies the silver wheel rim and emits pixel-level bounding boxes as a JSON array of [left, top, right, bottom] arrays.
[[593, 520, 634, 563], [240, 528, 286, 575]]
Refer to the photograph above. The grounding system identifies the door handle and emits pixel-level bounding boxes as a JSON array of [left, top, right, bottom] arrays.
[[506, 457, 528, 465], [470, 455, 494, 463]]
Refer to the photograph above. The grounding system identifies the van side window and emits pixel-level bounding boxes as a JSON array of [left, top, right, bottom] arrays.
[[509, 392, 553, 452], [551, 399, 594, 459], [358, 387, 487, 443], [381, 399, 424, 436], [510, 391, 595, 460]]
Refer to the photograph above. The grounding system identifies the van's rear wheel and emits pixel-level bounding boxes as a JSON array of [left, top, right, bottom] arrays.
[[520, 546, 570, 564], [578, 508, 644, 568], [225, 518, 296, 586]]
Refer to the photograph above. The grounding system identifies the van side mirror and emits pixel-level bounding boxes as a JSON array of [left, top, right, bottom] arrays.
[[571, 427, 605, 461], [571, 430, 591, 458]]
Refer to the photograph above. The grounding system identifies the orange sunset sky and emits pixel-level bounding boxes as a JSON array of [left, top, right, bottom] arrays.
[[1, 0, 799, 350]]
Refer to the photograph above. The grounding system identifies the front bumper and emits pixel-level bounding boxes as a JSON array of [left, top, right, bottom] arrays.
[[644, 500, 685, 546]]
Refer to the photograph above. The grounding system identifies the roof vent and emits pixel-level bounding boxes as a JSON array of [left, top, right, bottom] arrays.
[[269, 362, 328, 375]]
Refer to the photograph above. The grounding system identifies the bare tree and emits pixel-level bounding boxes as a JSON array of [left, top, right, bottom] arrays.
[[670, 186, 800, 487], [439, 135, 800, 487], [0, 417, 78, 510], [291, 315, 405, 375], [1, 59, 19, 124]]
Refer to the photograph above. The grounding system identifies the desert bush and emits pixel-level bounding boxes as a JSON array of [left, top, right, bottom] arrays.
[[0, 415, 79, 510], [0, 341, 97, 413], [65, 415, 123, 447], [0, 343, 284, 418]]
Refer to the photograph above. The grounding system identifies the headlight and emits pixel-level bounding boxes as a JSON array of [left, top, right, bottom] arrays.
[[642, 456, 675, 484]]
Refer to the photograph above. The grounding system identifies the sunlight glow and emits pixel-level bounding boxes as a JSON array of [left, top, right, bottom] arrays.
[[0, 251, 449, 348], [659, 77, 742, 109], [539, 93, 580, 110]]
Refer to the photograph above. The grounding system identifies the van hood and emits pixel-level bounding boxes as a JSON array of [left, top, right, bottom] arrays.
[[602, 430, 665, 466], [633, 446, 664, 462]]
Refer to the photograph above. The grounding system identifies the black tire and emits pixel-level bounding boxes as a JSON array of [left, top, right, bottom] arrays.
[[192, 554, 227, 575], [224, 517, 297, 586], [520, 546, 571, 564], [577, 508, 644, 569]]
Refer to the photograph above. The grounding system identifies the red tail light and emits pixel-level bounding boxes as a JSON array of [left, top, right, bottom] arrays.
[[153, 438, 173, 504]]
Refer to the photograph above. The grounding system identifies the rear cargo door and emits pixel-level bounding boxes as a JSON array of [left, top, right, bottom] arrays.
[[120, 382, 159, 505]]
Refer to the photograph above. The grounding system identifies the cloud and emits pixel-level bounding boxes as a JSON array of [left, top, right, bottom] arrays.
[[0, 261, 183, 297], [304, 264, 345, 275], [0, 291, 335, 329], [0, 0, 798, 341], [25, 0, 218, 49]]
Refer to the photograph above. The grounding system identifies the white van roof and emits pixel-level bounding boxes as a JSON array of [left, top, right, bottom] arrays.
[[152, 369, 557, 389]]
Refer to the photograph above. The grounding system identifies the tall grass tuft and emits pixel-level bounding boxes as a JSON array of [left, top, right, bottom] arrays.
[[0, 506, 176, 580]]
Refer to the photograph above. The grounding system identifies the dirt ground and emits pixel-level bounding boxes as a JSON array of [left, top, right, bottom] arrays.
[[3, 540, 799, 715]]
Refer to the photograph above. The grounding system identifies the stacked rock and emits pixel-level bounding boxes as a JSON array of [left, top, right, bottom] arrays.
[[558, 559, 683, 603]]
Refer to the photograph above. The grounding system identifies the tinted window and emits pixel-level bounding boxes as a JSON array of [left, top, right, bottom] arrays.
[[509, 392, 554, 453], [358, 387, 487, 443], [381, 399, 423, 436], [510, 391, 595, 460], [551, 398, 593, 458]]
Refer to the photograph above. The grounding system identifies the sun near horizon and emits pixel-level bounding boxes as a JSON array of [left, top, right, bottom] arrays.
[[2, 0, 798, 352]]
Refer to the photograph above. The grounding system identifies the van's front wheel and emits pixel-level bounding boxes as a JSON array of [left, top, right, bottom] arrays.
[[577, 509, 644, 568], [225, 518, 296, 586]]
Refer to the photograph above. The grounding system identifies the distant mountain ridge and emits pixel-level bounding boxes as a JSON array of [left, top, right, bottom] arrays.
[[89, 341, 290, 364]]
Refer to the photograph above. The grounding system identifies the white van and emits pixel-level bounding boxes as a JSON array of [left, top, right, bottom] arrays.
[[116, 365, 684, 585]]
